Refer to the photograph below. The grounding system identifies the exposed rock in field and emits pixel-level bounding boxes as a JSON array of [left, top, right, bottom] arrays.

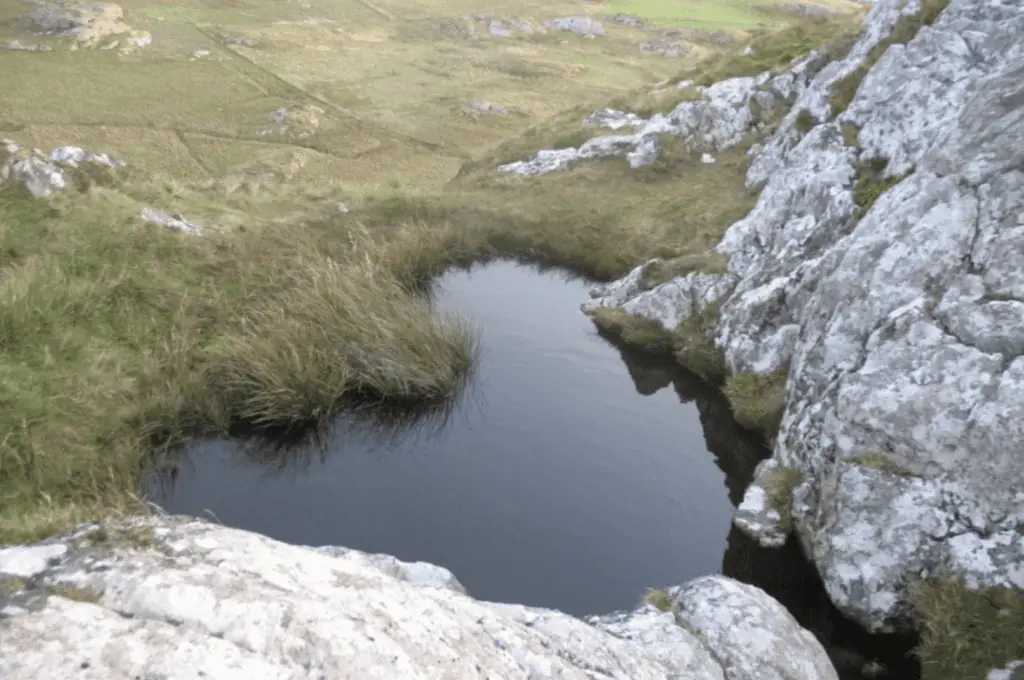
[[21, 1, 151, 53], [488, 18, 512, 37], [638, 39, 689, 57], [766, 2, 837, 16], [140, 207, 202, 235], [259, 104, 325, 138], [218, 32, 259, 47], [457, 14, 544, 38], [608, 12, 651, 28], [581, 0, 1024, 631], [1, 141, 202, 236], [546, 16, 605, 38], [0, 516, 838, 680], [0, 139, 123, 197], [459, 98, 516, 120], [499, 52, 824, 175], [3, 39, 52, 51]]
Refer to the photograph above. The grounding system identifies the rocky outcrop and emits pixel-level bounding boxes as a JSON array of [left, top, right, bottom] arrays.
[[546, 16, 605, 38], [21, 1, 151, 53], [1, 140, 204, 234], [581, 0, 1024, 631], [0, 516, 838, 680], [0, 139, 124, 197], [498, 49, 826, 176]]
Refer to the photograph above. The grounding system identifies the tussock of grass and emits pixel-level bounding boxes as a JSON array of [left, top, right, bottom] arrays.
[[829, 0, 951, 117], [794, 108, 817, 133], [844, 451, 919, 478], [0, 185, 477, 545], [763, 465, 803, 527], [841, 121, 862, 148], [910, 579, 1024, 680], [643, 587, 675, 612], [588, 308, 676, 354], [722, 368, 789, 439]]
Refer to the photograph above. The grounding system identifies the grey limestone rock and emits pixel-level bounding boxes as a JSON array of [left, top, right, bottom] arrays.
[[0, 516, 838, 680], [581, 0, 1024, 630]]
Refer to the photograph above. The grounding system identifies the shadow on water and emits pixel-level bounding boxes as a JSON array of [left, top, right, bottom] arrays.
[[147, 262, 919, 680]]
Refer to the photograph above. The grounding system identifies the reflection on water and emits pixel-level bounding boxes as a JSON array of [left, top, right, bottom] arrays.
[[148, 262, 918, 679]]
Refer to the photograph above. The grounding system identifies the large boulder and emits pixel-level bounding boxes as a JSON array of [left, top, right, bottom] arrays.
[[583, 0, 1024, 631], [0, 515, 837, 680]]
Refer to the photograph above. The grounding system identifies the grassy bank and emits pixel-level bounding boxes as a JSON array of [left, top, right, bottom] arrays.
[[0, 183, 478, 543]]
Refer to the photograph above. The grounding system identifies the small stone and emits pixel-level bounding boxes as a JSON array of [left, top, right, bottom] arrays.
[[140, 207, 202, 234]]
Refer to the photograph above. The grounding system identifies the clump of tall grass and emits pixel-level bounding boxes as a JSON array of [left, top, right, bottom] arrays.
[[0, 185, 477, 544]]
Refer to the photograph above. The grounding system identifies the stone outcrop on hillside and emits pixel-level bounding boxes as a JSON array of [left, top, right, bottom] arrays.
[[21, 1, 151, 53], [582, 0, 1024, 631], [498, 50, 826, 175], [1, 140, 203, 234], [0, 139, 124, 197], [0, 516, 838, 680]]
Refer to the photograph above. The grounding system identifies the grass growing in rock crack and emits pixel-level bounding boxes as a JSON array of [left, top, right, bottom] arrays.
[[44, 584, 104, 604], [910, 579, 1024, 680], [722, 368, 789, 439], [828, 0, 952, 117], [851, 157, 912, 222], [844, 451, 920, 478], [643, 587, 676, 612], [794, 108, 817, 134], [0, 577, 27, 597], [762, 465, 803, 529]]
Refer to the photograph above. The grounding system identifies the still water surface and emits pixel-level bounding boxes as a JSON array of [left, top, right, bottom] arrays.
[[149, 261, 918, 678]]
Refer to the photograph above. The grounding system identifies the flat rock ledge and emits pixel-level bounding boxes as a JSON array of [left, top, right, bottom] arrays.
[[579, 0, 1024, 631], [0, 515, 838, 680]]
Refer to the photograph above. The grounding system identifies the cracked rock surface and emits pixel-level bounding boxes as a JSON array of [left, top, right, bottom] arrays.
[[583, 0, 1024, 631], [0, 516, 837, 680]]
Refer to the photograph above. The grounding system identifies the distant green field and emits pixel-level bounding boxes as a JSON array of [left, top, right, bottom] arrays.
[[606, 0, 778, 29]]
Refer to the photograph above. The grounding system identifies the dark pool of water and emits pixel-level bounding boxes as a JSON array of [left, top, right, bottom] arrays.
[[147, 261, 919, 679]]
